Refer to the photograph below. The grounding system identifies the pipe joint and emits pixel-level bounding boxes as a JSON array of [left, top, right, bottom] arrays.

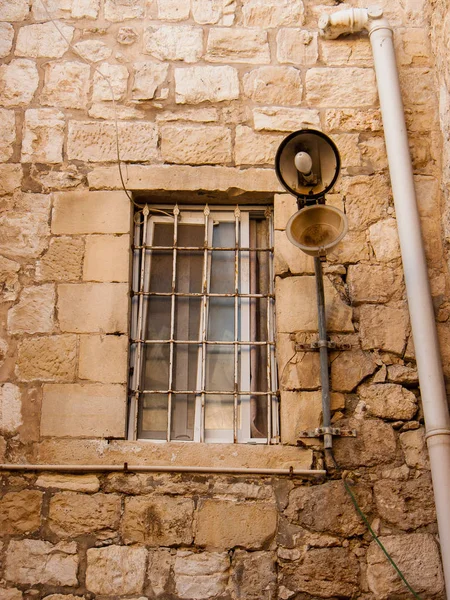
[[318, 5, 389, 39], [425, 428, 450, 441]]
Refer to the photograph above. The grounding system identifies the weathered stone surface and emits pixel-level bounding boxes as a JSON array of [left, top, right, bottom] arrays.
[[192, 0, 235, 25], [104, 0, 145, 20], [161, 125, 231, 165], [144, 25, 203, 63], [359, 383, 417, 420], [400, 67, 437, 107], [0, 192, 50, 256], [174, 551, 229, 600], [0, 109, 15, 161], [68, 121, 158, 162], [0, 589, 22, 600], [36, 236, 83, 281], [369, 218, 402, 261], [231, 550, 276, 600], [342, 175, 391, 231], [274, 229, 314, 275], [83, 235, 129, 282], [277, 29, 318, 65], [276, 276, 353, 333], [306, 68, 377, 106], [0, 383, 21, 434], [8, 285, 55, 334], [0, 59, 39, 107], [16, 22, 73, 58], [347, 263, 403, 304], [367, 534, 444, 598], [147, 549, 173, 596], [321, 38, 373, 66], [280, 391, 320, 445], [175, 66, 239, 104], [122, 496, 194, 545], [49, 492, 121, 537], [278, 337, 320, 390], [117, 25, 139, 44], [32, 0, 100, 19], [243, 67, 303, 105], [73, 40, 111, 62], [396, 28, 432, 66], [324, 108, 382, 132], [0, 255, 20, 301], [22, 109, 65, 163], [253, 107, 320, 131], [195, 499, 277, 549], [92, 63, 128, 102], [242, 0, 305, 27], [0, 0, 29, 20], [36, 473, 100, 492], [0, 23, 14, 58], [86, 546, 146, 595], [0, 165, 21, 195], [360, 304, 409, 354], [31, 165, 85, 192], [156, 0, 190, 20], [41, 61, 90, 109], [88, 103, 143, 120], [16, 335, 77, 382], [79, 335, 128, 383], [41, 383, 126, 437], [400, 427, 430, 469], [5, 540, 78, 586], [156, 108, 218, 123], [387, 364, 419, 385], [286, 480, 372, 536], [333, 418, 397, 468], [0, 490, 42, 535], [132, 61, 169, 100], [331, 350, 377, 392], [206, 28, 270, 63], [234, 126, 283, 166]]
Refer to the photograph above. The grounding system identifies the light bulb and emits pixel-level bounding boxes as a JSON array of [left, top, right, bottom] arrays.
[[294, 151, 313, 175]]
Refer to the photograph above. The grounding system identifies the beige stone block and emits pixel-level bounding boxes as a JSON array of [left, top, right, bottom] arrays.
[[235, 126, 283, 166], [0, 490, 43, 535], [0, 23, 14, 58], [274, 230, 314, 276], [0, 59, 39, 107], [277, 29, 318, 65], [323, 108, 382, 132], [92, 63, 128, 102], [36, 236, 84, 281], [0, 164, 22, 195], [156, 108, 219, 123], [396, 29, 432, 66], [342, 175, 391, 231], [400, 427, 429, 469], [331, 133, 361, 168], [306, 68, 377, 107], [387, 364, 418, 385], [320, 38, 373, 66], [347, 263, 404, 304], [30, 165, 85, 192], [0, 588, 22, 600], [333, 417, 397, 468], [86, 546, 147, 594], [16, 22, 74, 58], [161, 125, 232, 165], [253, 107, 320, 132], [280, 390, 320, 444], [5, 540, 78, 586], [41, 61, 90, 109], [73, 40, 111, 62], [0, 0, 29, 20], [277, 335, 319, 392], [274, 193, 297, 230], [231, 551, 276, 600], [0, 109, 15, 162], [132, 61, 169, 100], [104, 0, 144, 20], [88, 103, 143, 120], [360, 303, 409, 354], [327, 230, 370, 264], [156, 0, 189, 20], [368, 218, 401, 261], [49, 491, 121, 537], [243, 67, 303, 105], [0, 383, 22, 434], [331, 349, 377, 393], [68, 120, 158, 162], [144, 25, 203, 63], [8, 285, 55, 334], [32, 0, 100, 19], [36, 473, 101, 492], [242, 0, 305, 27], [0, 254, 20, 301], [174, 551, 229, 599], [122, 496, 194, 545], [21, 109, 64, 164], [275, 276, 353, 333], [79, 335, 128, 383], [83, 235, 129, 282], [147, 549, 173, 596], [175, 66, 239, 104], [116, 25, 139, 44], [41, 383, 126, 437], [195, 499, 277, 549], [0, 192, 50, 258], [400, 67, 437, 107], [359, 383, 417, 420], [16, 335, 77, 382], [192, 0, 236, 25], [359, 135, 388, 171], [52, 191, 130, 235], [206, 28, 270, 63]]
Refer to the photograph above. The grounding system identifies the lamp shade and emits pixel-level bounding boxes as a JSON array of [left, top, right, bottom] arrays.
[[286, 205, 348, 256]]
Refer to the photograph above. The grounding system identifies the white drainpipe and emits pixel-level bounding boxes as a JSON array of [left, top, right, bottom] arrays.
[[319, 7, 450, 598]]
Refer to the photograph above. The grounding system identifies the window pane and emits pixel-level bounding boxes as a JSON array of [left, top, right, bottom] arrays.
[[176, 223, 204, 294], [208, 298, 234, 341], [143, 344, 170, 390], [173, 344, 199, 391], [146, 297, 171, 340], [175, 297, 201, 340], [205, 345, 234, 392], [139, 393, 168, 439], [150, 223, 174, 294], [210, 222, 234, 294], [205, 394, 234, 432], [171, 394, 195, 441]]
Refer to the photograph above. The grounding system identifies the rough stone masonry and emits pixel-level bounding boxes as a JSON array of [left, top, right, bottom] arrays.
[[0, 0, 450, 598]]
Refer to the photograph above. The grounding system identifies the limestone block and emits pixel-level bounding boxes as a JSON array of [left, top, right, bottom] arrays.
[[147, 549, 173, 596], [132, 61, 169, 100], [0, 109, 15, 162], [0, 255, 20, 301], [161, 125, 231, 165], [277, 29, 318, 65], [253, 107, 320, 132], [360, 303, 409, 354], [79, 335, 128, 383], [243, 67, 303, 105], [16, 22, 74, 58], [280, 390, 320, 444], [326, 230, 371, 264], [49, 491, 121, 537], [21, 109, 64, 163], [324, 108, 382, 132], [8, 285, 55, 334], [286, 480, 372, 536], [359, 135, 388, 171], [320, 38, 373, 66], [83, 235, 129, 282], [0, 383, 22, 434], [0, 589, 22, 600], [0, 59, 39, 107], [41, 61, 91, 109], [331, 350, 377, 393], [68, 121, 158, 162], [192, 0, 236, 25], [206, 28, 270, 63], [16, 335, 77, 382], [32, 0, 100, 19], [36, 473, 100, 492], [414, 175, 440, 218], [235, 126, 283, 166], [41, 383, 126, 437], [89, 103, 143, 120], [5, 540, 78, 586], [342, 175, 391, 231], [92, 63, 128, 102], [275, 276, 353, 333], [156, 0, 190, 20], [0, 490, 42, 535], [104, 0, 145, 20], [242, 0, 305, 27], [367, 534, 444, 598], [174, 65, 239, 104], [368, 218, 402, 262], [73, 40, 111, 62], [331, 133, 361, 168], [277, 337, 320, 391], [347, 264, 404, 304], [117, 26, 138, 44], [0, 164, 22, 195], [396, 29, 432, 66], [387, 364, 418, 385], [86, 546, 147, 594], [0, 192, 50, 257], [52, 191, 130, 234], [144, 25, 203, 63], [400, 427, 429, 469], [36, 236, 84, 281], [174, 551, 229, 599], [333, 418, 397, 468], [231, 551, 276, 600], [0, 0, 29, 20], [122, 496, 194, 545], [31, 165, 85, 192], [400, 67, 437, 107], [359, 383, 417, 420], [0, 23, 14, 58], [195, 499, 277, 549], [274, 193, 297, 230], [306, 68, 377, 107]]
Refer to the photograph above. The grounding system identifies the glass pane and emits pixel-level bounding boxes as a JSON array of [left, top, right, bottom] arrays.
[[205, 345, 234, 392], [176, 224, 204, 294], [139, 393, 168, 439], [205, 394, 234, 431], [171, 394, 195, 441], [208, 298, 234, 341], [210, 222, 234, 294], [175, 297, 201, 341], [143, 344, 170, 390], [146, 297, 171, 340], [173, 344, 199, 391], [150, 223, 174, 294]]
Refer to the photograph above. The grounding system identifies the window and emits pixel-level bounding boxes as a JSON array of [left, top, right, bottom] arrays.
[[128, 204, 278, 444]]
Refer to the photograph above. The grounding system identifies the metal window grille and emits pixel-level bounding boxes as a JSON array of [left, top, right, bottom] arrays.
[[128, 204, 279, 444]]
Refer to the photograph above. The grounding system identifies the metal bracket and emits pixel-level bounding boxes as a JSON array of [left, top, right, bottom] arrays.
[[298, 427, 357, 439], [295, 341, 352, 352]]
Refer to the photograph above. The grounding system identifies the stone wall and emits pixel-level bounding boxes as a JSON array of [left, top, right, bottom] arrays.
[[0, 0, 449, 597]]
